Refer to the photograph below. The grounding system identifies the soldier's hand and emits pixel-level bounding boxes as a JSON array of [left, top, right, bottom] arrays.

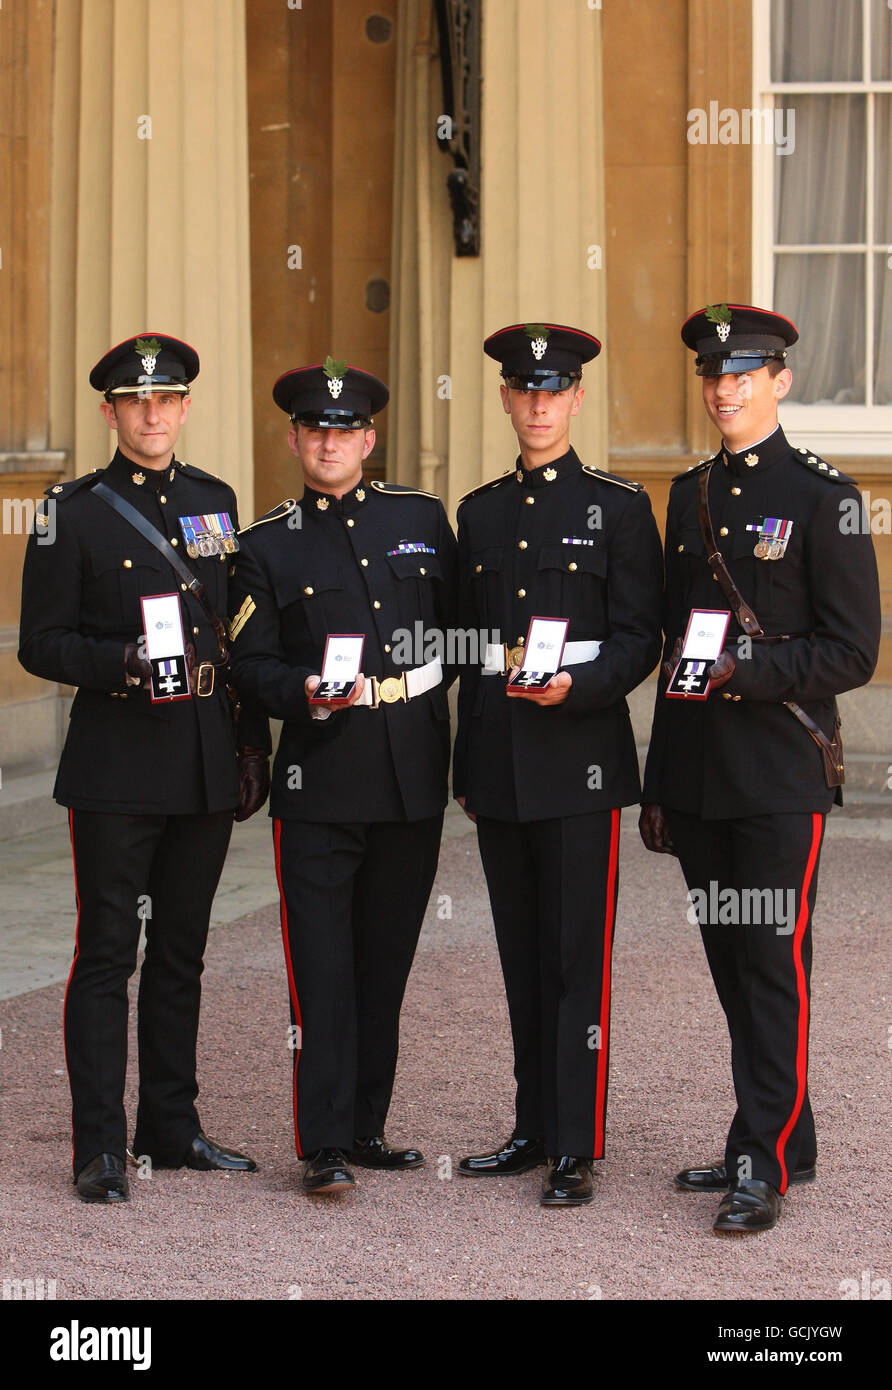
[[516, 670, 573, 706], [235, 747, 271, 822], [123, 642, 152, 688], [455, 795, 477, 824], [638, 802, 677, 855], [708, 650, 736, 690], [663, 636, 684, 683], [305, 672, 366, 715]]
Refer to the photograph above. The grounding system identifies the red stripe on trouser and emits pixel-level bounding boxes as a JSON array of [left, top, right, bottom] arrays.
[[64, 810, 82, 1167], [774, 812, 823, 1193], [593, 807, 620, 1160], [273, 819, 304, 1158]]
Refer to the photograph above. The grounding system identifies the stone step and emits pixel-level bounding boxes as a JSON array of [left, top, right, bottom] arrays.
[[0, 768, 67, 840]]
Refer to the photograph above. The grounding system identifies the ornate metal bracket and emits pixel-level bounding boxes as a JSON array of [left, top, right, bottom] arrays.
[[433, 0, 481, 256]]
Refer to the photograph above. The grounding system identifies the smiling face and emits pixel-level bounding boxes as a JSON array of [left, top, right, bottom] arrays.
[[700, 364, 792, 451], [500, 382, 585, 467], [289, 423, 375, 496], [99, 390, 191, 469]]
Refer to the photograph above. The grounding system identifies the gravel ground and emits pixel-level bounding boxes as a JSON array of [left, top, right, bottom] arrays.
[[0, 821, 889, 1302]]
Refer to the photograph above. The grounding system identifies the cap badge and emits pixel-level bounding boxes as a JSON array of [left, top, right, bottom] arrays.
[[323, 355, 347, 400], [705, 304, 732, 344], [524, 324, 550, 361], [134, 337, 162, 375]]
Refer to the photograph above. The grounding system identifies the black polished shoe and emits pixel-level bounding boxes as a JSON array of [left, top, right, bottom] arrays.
[[75, 1153, 130, 1204], [674, 1159, 816, 1192], [302, 1148, 356, 1195], [713, 1179, 781, 1233], [457, 1137, 547, 1176], [541, 1155, 593, 1206], [350, 1136, 424, 1169], [183, 1131, 257, 1172]]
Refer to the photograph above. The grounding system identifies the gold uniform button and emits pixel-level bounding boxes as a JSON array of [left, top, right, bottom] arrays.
[[171, 538, 178, 546], [373, 600, 382, 610], [181, 583, 188, 591], [677, 544, 684, 553], [518, 540, 528, 549], [123, 559, 133, 568], [475, 564, 482, 573], [346, 518, 355, 527], [160, 494, 167, 503], [525, 496, 534, 505], [304, 585, 314, 595], [193, 626, 200, 635], [361, 557, 369, 567], [419, 566, 426, 575], [517, 588, 526, 598], [731, 486, 741, 496], [384, 643, 391, 653], [568, 562, 578, 572], [722, 692, 732, 700], [719, 526, 729, 537]]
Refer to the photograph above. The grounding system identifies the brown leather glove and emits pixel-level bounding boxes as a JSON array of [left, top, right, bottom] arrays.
[[638, 802, 677, 855], [235, 747, 271, 822], [123, 642, 152, 687], [707, 650, 736, 690], [663, 636, 683, 683]]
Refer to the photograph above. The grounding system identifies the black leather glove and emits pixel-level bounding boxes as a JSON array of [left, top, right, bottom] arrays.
[[638, 803, 677, 856], [663, 636, 684, 683], [235, 748, 271, 822], [123, 642, 152, 687], [707, 650, 736, 690]]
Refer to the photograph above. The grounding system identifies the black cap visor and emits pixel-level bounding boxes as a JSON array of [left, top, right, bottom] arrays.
[[695, 350, 786, 377], [293, 409, 371, 430], [502, 370, 581, 392]]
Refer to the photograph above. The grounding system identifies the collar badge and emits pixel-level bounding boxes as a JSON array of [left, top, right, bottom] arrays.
[[316, 496, 329, 511], [745, 453, 759, 467], [132, 471, 146, 486]]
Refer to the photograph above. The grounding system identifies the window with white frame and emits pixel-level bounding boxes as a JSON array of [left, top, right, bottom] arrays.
[[752, 0, 892, 454]]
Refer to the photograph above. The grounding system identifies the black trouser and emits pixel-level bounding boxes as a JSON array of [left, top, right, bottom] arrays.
[[273, 814, 443, 1157], [475, 809, 621, 1158], [665, 809, 826, 1194], [65, 808, 234, 1176]]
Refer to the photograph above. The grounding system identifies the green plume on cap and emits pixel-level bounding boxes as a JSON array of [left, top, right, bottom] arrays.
[[323, 355, 347, 380], [524, 324, 550, 340], [134, 337, 162, 358], [704, 304, 732, 327]]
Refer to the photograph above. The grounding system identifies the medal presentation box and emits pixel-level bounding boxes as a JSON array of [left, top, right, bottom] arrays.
[[665, 608, 731, 700], [506, 616, 569, 697], [310, 634, 365, 706], [140, 592, 192, 702]]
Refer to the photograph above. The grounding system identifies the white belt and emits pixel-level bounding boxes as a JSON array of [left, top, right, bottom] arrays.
[[354, 657, 443, 708], [483, 640, 602, 675]]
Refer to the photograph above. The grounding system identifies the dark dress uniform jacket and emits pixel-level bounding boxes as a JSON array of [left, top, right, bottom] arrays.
[[454, 447, 664, 820], [642, 427, 881, 818], [228, 479, 458, 823], [18, 449, 243, 814]]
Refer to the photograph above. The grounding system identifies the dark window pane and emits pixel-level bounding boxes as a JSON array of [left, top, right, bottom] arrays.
[[776, 253, 865, 403], [774, 96, 865, 244], [771, 0, 862, 82]]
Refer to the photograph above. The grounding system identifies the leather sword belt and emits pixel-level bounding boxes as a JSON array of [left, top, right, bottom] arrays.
[[354, 657, 443, 709], [483, 639, 602, 675]]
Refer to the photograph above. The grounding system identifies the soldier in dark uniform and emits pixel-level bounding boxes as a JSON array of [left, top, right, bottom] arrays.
[[640, 305, 881, 1232], [453, 323, 663, 1206], [228, 359, 457, 1197], [19, 334, 268, 1203]]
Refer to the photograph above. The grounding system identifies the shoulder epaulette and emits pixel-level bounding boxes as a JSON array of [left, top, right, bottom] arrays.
[[44, 471, 102, 501], [370, 480, 440, 500], [457, 470, 514, 506], [671, 457, 715, 483], [239, 498, 299, 534], [175, 461, 231, 485], [790, 447, 855, 485], [581, 464, 643, 492]]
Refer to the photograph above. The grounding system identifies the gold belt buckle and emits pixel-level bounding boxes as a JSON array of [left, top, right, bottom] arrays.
[[196, 662, 215, 697], [505, 644, 524, 673], [373, 674, 407, 707]]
